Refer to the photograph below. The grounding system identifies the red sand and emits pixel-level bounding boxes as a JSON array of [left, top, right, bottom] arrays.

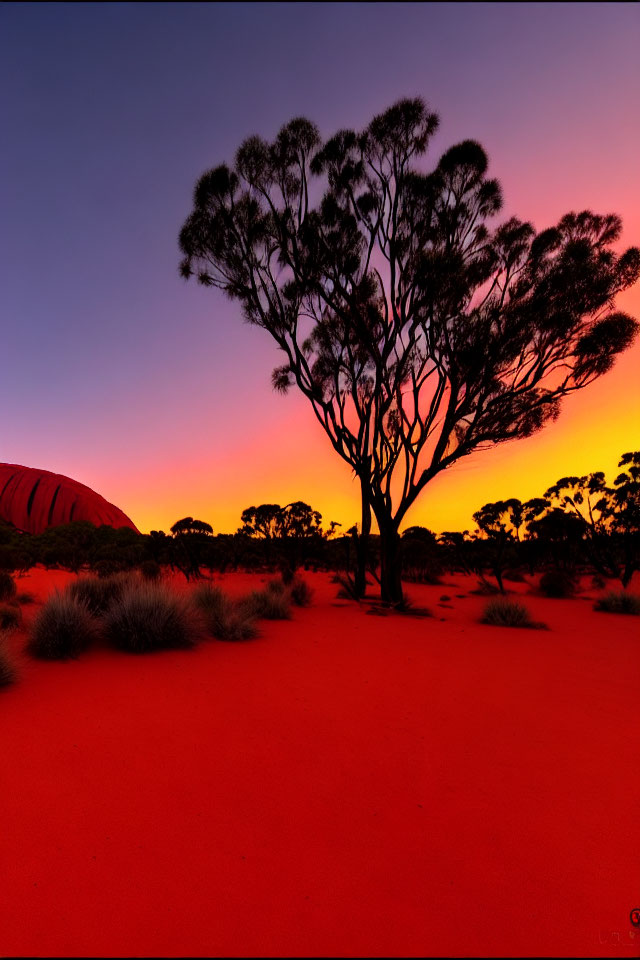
[[1, 568, 638, 957]]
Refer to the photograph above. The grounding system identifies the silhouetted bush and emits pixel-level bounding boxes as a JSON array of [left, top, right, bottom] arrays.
[[244, 587, 292, 620], [104, 581, 200, 653], [0, 572, 17, 602], [191, 582, 227, 629], [266, 576, 288, 594], [471, 578, 501, 596], [0, 637, 17, 687], [539, 569, 577, 598], [28, 592, 101, 659], [93, 558, 125, 579], [503, 568, 527, 583], [219, 603, 260, 641], [290, 575, 313, 606], [593, 591, 640, 615], [191, 584, 259, 641], [0, 604, 20, 631], [481, 597, 547, 629], [67, 574, 130, 616], [139, 559, 162, 581]]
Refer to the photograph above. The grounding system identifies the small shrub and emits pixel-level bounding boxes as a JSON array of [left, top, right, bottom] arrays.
[[265, 576, 288, 595], [0, 637, 17, 687], [539, 569, 576, 598], [403, 562, 443, 585], [471, 578, 501, 596], [191, 582, 228, 629], [481, 597, 547, 630], [334, 574, 361, 601], [290, 576, 313, 607], [139, 560, 162, 581], [503, 568, 527, 583], [591, 573, 606, 590], [0, 604, 20, 631], [0, 572, 17, 602], [216, 602, 260, 641], [67, 574, 130, 616], [244, 588, 291, 620], [277, 561, 295, 585], [594, 591, 640, 615], [28, 592, 102, 659], [191, 584, 259, 641], [104, 581, 200, 653]]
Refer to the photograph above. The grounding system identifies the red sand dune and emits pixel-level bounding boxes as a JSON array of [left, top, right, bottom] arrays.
[[1, 568, 638, 957]]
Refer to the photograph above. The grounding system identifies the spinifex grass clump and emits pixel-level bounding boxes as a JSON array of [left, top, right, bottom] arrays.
[[191, 583, 258, 641], [104, 581, 200, 653], [481, 597, 547, 630], [67, 573, 130, 616], [0, 636, 17, 687], [0, 604, 21, 631], [594, 591, 640, 615], [0, 572, 17, 603], [290, 575, 313, 607], [28, 592, 102, 659], [244, 585, 292, 620], [539, 569, 577, 598]]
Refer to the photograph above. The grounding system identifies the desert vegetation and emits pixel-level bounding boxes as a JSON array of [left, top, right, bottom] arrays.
[[480, 597, 547, 630], [593, 591, 640, 615], [103, 581, 201, 654], [0, 449, 637, 606], [28, 591, 102, 660], [0, 604, 21, 631], [0, 633, 17, 686], [190, 582, 259, 641]]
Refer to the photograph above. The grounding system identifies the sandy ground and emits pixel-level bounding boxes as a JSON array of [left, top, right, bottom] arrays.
[[1, 567, 638, 958]]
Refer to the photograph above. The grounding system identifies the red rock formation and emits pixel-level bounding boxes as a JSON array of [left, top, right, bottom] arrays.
[[0, 463, 139, 535]]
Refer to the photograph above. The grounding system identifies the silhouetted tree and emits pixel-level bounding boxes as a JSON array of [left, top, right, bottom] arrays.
[[544, 473, 617, 577], [601, 451, 640, 587], [438, 530, 474, 575], [526, 507, 586, 573], [240, 501, 322, 539], [473, 499, 523, 592], [179, 97, 640, 606], [239, 505, 283, 539], [169, 516, 214, 579], [400, 525, 442, 582], [278, 501, 323, 538], [170, 517, 213, 536]]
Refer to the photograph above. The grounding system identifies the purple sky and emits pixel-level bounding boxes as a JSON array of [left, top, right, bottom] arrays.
[[1, 2, 638, 533]]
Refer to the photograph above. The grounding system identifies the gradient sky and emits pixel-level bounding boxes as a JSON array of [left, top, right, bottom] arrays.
[[1, 2, 638, 535]]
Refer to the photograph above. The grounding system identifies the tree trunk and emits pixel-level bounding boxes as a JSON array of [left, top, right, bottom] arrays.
[[354, 484, 371, 599], [378, 520, 404, 606]]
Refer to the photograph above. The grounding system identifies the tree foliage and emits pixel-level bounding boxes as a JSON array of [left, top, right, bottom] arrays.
[[239, 501, 323, 539]]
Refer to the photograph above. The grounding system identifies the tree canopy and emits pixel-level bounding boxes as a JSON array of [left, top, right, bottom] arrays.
[[240, 501, 323, 539]]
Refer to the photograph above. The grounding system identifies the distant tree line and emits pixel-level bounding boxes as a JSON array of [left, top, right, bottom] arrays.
[[0, 452, 637, 591]]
